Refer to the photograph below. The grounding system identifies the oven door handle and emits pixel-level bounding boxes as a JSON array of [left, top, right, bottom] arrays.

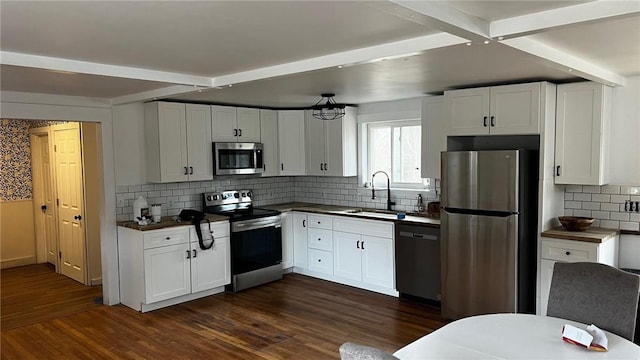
[[231, 217, 282, 232]]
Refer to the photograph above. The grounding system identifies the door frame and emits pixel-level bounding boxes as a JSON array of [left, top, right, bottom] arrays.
[[1, 92, 119, 305]]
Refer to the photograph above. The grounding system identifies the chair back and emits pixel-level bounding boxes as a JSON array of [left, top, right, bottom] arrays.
[[547, 262, 640, 341]]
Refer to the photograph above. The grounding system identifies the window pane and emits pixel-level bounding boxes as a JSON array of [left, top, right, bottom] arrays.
[[369, 126, 390, 185], [393, 125, 421, 183]]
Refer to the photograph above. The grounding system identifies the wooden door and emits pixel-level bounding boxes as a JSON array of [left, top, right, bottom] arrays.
[[30, 130, 58, 266], [54, 123, 86, 284]]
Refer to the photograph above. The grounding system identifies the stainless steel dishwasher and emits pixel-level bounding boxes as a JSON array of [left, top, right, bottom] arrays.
[[395, 223, 440, 302]]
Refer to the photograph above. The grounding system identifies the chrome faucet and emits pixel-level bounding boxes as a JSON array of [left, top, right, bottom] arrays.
[[371, 170, 395, 211]]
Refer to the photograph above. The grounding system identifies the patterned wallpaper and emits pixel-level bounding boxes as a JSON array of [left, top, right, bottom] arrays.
[[0, 119, 66, 201]]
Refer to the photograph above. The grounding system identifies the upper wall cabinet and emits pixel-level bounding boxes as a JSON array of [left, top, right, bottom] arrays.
[[278, 110, 306, 176], [305, 107, 357, 177], [554, 82, 612, 185], [145, 102, 213, 183], [444, 82, 541, 136], [211, 106, 261, 143], [420, 96, 444, 179], [260, 109, 279, 177]]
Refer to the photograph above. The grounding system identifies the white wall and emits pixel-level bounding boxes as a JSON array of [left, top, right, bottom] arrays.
[[113, 103, 146, 186], [609, 75, 640, 185]]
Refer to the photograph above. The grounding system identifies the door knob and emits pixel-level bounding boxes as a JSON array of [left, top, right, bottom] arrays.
[[74, 215, 82, 220]]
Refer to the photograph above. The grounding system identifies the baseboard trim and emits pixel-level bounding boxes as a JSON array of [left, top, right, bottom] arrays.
[[90, 277, 103, 286], [1, 256, 37, 269]]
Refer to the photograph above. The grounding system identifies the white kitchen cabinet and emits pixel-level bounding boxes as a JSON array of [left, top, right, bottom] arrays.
[[118, 221, 230, 312], [554, 82, 612, 185], [189, 223, 230, 293], [277, 110, 306, 175], [292, 212, 308, 269], [333, 217, 395, 290], [145, 102, 213, 183], [281, 211, 294, 269], [538, 235, 618, 316], [305, 107, 357, 176], [444, 83, 541, 136], [420, 96, 444, 179], [211, 106, 261, 143], [259, 109, 279, 177], [306, 214, 334, 275]]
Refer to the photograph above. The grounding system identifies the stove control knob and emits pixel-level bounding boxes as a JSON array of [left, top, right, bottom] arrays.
[[206, 195, 213, 201], [234, 193, 240, 198], [241, 192, 246, 197], [247, 191, 252, 198], [213, 195, 219, 200]]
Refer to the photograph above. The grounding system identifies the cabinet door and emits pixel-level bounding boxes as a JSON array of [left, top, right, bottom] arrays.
[[144, 243, 191, 303], [281, 212, 294, 269], [236, 107, 261, 142], [260, 109, 279, 177], [211, 105, 238, 142], [185, 104, 213, 181], [444, 87, 490, 135], [554, 82, 610, 185], [539, 259, 556, 316], [190, 239, 230, 293], [361, 235, 394, 289], [333, 231, 362, 282], [327, 107, 357, 177], [305, 116, 326, 176], [421, 96, 444, 179], [489, 83, 540, 135], [158, 102, 189, 182], [278, 110, 306, 175], [292, 213, 308, 268]]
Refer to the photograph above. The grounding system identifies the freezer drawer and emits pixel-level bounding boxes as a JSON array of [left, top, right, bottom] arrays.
[[441, 210, 518, 319]]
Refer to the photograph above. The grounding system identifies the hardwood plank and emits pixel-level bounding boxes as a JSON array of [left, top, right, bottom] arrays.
[[1, 264, 447, 359]]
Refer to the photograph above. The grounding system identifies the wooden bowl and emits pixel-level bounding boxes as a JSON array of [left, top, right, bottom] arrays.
[[558, 216, 594, 231]]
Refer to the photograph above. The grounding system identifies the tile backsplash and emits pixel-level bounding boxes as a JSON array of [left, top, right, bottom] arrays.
[[564, 184, 640, 231], [115, 176, 440, 221]]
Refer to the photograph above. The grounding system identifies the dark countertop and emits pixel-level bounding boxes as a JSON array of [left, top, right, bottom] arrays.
[[262, 202, 441, 228], [541, 226, 619, 244], [118, 214, 229, 231]]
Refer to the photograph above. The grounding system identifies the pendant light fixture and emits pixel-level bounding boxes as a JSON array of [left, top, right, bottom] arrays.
[[311, 93, 346, 120]]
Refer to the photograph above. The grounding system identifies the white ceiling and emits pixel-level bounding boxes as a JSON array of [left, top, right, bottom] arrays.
[[1, 1, 638, 108]]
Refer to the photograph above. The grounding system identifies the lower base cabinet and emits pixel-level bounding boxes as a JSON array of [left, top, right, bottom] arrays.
[[292, 212, 397, 296], [537, 235, 618, 316], [118, 221, 230, 312]]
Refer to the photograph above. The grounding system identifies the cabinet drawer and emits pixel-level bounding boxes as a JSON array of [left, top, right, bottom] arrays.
[[308, 248, 333, 275], [333, 217, 393, 238], [308, 228, 333, 251], [143, 228, 189, 249], [307, 214, 333, 230], [541, 239, 597, 262], [189, 221, 230, 241]]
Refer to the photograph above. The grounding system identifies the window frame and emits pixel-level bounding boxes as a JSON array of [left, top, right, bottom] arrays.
[[359, 116, 427, 190]]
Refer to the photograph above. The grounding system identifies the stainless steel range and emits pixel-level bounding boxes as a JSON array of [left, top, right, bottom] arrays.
[[202, 190, 282, 292]]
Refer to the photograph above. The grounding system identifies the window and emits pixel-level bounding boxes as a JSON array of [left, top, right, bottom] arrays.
[[365, 120, 425, 188]]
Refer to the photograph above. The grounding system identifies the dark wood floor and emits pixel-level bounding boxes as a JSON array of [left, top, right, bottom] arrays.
[[1, 264, 448, 359]]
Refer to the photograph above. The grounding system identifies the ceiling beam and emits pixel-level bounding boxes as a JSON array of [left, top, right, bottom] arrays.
[[389, 0, 490, 42], [0, 51, 213, 87], [212, 32, 468, 87], [491, 0, 640, 39], [110, 85, 210, 105], [501, 37, 626, 86]]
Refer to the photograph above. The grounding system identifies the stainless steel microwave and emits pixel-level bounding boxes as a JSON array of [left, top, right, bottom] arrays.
[[213, 142, 264, 175]]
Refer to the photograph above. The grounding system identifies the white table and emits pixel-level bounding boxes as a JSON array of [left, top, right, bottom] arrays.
[[393, 314, 640, 359]]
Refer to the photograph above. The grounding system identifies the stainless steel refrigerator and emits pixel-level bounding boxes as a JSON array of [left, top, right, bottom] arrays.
[[440, 150, 537, 320]]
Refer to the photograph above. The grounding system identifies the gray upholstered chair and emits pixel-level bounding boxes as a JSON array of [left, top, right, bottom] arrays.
[[339, 342, 399, 360], [547, 262, 640, 341]]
